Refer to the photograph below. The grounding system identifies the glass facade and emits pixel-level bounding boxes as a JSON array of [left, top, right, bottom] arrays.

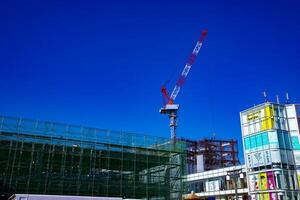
[[0, 116, 186, 200]]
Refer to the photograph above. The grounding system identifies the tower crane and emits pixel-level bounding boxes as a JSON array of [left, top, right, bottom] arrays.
[[160, 30, 208, 143]]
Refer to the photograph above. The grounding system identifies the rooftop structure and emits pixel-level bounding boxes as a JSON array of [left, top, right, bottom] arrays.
[[0, 116, 186, 200]]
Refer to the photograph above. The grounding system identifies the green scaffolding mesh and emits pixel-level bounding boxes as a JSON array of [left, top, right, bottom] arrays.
[[0, 116, 186, 200]]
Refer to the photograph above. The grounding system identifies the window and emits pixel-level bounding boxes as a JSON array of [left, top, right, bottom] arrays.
[[250, 136, 257, 150], [284, 172, 290, 189], [244, 137, 250, 150], [256, 134, 263, 148], [278, 131, 285, 149], [262, 132, 269, 146], [291, 135, 300, 150], [283, 131, 291, 149], [274, 171, 282, 189]]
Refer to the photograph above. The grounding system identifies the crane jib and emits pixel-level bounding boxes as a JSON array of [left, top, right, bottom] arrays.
[[193, 42, 203, 54], [163, 30, 207, 103], [170, 85, 180, 101]]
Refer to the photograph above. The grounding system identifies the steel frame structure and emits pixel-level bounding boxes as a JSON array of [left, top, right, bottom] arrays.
[[179, 138, 239, 173]]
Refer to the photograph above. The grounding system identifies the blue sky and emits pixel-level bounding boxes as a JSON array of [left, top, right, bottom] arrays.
[[1, 0, 300, 161]]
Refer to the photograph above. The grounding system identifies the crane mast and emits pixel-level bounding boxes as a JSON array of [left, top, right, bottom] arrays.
[[160, 30, 207, 143]]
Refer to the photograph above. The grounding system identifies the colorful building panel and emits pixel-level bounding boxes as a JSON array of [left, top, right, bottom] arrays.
[[241, 102, 300, 199]]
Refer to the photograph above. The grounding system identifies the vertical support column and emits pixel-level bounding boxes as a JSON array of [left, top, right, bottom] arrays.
[[96, 150, 102, 195], [133, 145, 137, 198], [3, 140, 13, 190], [15, 140, 24, 192], [48, 144, 55, 193], [91, 145, 96, 196], [68, 145, 75, 193], [26, 142, 35, 193], [169, 111, 177, 144], [76, 126, 84, 195], [36, 144, 45, 193], [8, 140, 17, 194], [59, 145, 66, 194], [145, 135, 149, 200], [88, 148, 93, 195], [120, 132, 124, 198], [8, 118, 22, 193], [105, 131, 111, 197], [44, 144, 51, 193], [76, 148, 84, 195], [234, 174, 238, 200]]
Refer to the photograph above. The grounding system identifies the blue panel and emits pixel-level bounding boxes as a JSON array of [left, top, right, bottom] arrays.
[[250, 136, 257, 149], [261, 132, 269, 146], [291, 136, 300, 150], [244, 137, 250, 150], [277, 131, 285, 149], [284, 132, 291, 149], [256, 133, 262, 147]]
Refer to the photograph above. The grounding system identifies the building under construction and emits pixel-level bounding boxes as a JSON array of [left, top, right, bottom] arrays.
[[0, 116, 186, 200], [181, 138, 239, 174]]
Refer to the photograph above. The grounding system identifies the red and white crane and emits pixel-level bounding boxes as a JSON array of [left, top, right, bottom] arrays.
[[160, 30, 208, 142]]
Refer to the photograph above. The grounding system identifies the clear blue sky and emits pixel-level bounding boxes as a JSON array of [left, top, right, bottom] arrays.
[[1, 0, 300, 162]]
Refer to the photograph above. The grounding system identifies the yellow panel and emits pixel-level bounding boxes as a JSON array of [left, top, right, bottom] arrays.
[[264, 193, 270, 200], [261, 106, 274, 131], [247, 111, 260, 121], [263, 193, 269, 200], [259, 193, 270, 200], [259, 172, 268, 190], [298, 174, 300, 188]]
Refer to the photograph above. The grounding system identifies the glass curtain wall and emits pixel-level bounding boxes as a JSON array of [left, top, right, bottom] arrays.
[[0, 116, 186, 200]]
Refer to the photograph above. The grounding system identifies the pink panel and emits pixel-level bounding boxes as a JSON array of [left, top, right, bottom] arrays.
[[267, 171, 276, 190]]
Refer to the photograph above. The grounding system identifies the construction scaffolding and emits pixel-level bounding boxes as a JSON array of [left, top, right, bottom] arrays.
[[0, 116, 186, 200], [180, 138, 239, 173]]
